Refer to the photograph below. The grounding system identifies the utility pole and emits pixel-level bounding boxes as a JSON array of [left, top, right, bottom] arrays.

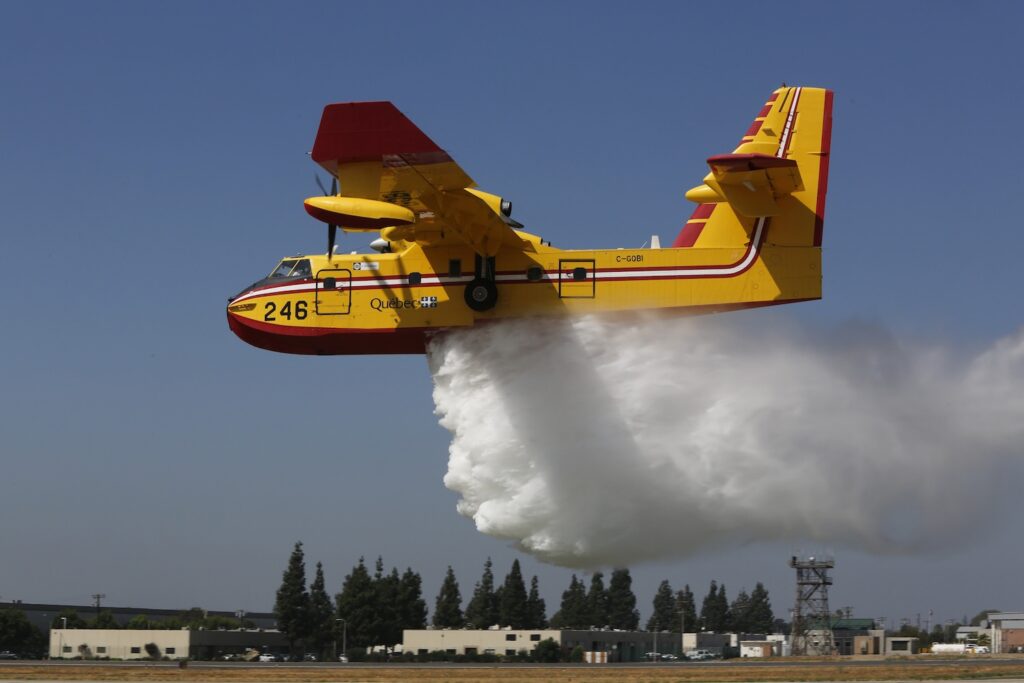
[[236, 610, 246, 630], [91, 593, 106, 617]]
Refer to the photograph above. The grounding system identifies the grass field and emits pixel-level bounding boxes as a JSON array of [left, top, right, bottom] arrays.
[[4, 659, 1024, 683]]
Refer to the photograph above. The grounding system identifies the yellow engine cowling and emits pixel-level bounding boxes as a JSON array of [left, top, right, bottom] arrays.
[[303, 196, 416, 230]]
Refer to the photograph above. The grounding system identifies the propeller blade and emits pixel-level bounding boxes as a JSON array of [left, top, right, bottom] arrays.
[[315, 174, 330, 196], [327, 223, 337, 258]]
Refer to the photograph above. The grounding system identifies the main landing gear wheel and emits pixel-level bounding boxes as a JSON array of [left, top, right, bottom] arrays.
[[464, 278, 498, 311]]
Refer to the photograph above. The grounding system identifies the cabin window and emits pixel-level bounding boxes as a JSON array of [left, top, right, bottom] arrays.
[[449, 259, 461, 277], [573, 267, 587, 281], [409, 272, 422, 285], [527, 266, 543, 281], [269, 259, 311, 279]]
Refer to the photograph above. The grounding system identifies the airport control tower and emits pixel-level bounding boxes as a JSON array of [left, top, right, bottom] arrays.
[[789, 555, 835, 656]]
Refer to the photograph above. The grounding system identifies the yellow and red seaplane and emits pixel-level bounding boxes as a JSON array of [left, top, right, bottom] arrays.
[[227, 86, 833, 354]]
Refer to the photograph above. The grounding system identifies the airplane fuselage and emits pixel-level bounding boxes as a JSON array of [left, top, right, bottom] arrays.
[[226, 226, 820, 355]]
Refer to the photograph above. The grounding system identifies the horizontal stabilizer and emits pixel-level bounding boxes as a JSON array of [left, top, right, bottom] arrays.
[[686, 153, 803, 217]]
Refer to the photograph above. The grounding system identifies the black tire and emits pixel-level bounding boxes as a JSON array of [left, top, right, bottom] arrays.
[[464, 278, 498, 311]]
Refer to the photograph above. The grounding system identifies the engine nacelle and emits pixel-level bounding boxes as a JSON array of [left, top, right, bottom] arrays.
[[465, 188, 512, 219], [304, 196, 416, 230]]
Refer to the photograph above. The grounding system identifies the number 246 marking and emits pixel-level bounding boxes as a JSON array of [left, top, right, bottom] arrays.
[[264, 301, 307, 321]]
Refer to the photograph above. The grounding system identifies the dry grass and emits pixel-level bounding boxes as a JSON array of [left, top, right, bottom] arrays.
[[3, 659, 1024, 683]]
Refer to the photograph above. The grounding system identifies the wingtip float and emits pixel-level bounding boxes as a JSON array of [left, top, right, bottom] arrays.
[[228, 86, 834, 355]]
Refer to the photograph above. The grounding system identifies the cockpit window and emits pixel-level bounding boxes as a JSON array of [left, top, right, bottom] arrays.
[[269, 259, 311, 279]]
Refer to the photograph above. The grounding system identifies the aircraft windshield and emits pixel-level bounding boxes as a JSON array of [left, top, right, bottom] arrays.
[[269, 259, 311, 279]]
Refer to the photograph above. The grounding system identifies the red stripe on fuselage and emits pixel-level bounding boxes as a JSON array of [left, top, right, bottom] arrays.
[[813, 89, 834, 247]]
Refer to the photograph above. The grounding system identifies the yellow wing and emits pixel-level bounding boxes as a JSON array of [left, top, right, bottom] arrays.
[[307, 102, 522, 256]]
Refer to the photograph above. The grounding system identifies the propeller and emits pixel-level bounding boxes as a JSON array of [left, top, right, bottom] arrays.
[[316, 175, 339, 259]]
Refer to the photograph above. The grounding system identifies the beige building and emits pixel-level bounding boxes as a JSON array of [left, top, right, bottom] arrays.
[[403, 628, 672, 662], [51, 629, 189, 660], [50, 628, 288, 660], [404, 628, 562, 657]]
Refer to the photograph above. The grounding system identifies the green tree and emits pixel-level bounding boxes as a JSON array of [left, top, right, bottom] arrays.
[[746, 583, 774, 633], [336, 557, 377, 648], [464, 558, 499, 628], [701, 580, 729, 632], [308, 562, 335, 658], [549, 574, 587, 629], [717, 584, 731, 631], [585, 572, 610, 627], [0, 608, 44, 655], [89, 610, 119, 629], [646, 580, 675, 631], [274, 541, 311, 653], [433, 566, 464, 628], [675, 585, 697, 633], [729, 589, 751, 633], [970, 610, 998, 626], [533, 637, 561, 663], [498, 559, 529, 628], [51, 609, 87, 629], [526, 576, 547, 629], [372, 561, 402, 650], [398, 568, 427, 630], [125, 614, 152, 630], [607, 568, 639, 630]]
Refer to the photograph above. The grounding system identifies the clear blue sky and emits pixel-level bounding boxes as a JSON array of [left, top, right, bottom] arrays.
[[2, 1, 1022, 628]]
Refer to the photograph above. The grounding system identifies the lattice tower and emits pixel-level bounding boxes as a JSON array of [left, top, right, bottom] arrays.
[[789, 556, 835, 656]]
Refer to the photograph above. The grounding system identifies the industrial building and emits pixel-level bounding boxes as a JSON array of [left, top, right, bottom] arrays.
[[983, 613, 1024, 653], [49, 628, 288, 660], [402, 628, 681, 662], [13, 601, 276, 632]]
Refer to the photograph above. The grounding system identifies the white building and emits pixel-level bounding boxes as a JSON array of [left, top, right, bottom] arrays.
[[50, 628, 288, 660]]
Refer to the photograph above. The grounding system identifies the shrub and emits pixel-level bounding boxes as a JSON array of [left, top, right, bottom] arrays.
[[534, 639, 562, 663]]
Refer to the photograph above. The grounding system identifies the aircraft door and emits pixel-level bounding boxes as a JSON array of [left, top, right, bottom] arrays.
[[558, 259, 595, 298], [315, 268, 352, 315]]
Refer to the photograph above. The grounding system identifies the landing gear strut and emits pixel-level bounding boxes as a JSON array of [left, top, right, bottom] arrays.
[[464, 255, 498, 311]]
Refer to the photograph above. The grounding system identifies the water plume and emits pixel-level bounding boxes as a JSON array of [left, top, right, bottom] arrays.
[[428, 314, 1024, 568]]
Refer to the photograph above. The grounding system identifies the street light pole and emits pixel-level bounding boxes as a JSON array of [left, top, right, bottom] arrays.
[[335, 619, 346, 661]]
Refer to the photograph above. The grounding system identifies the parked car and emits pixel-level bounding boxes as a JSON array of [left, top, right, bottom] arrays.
[[685, 649, 716, 661], [258, 653, 280, 662], [338, 654, 349, 663], [0, 652, 18, 660]]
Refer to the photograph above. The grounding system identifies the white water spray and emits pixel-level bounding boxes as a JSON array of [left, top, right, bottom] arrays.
[[428, 315, 1024, 568]]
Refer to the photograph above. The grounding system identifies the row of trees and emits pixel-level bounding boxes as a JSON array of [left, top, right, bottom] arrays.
[[47, 607, 252, 632], [435, 558, 547, 629], [274, 542, 428, 656], [275, 543, 780, 657]]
